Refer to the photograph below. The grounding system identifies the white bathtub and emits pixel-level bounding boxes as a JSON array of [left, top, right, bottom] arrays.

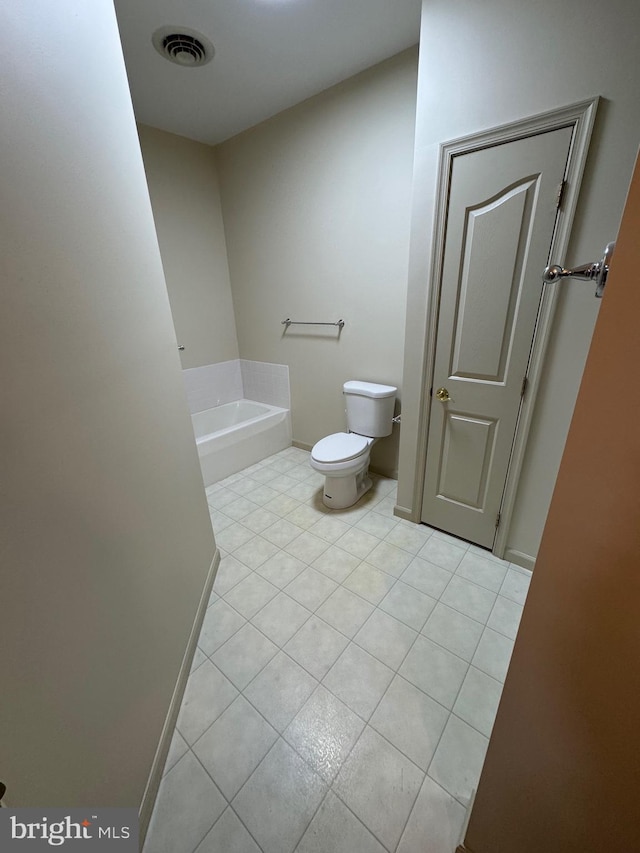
[[193, 400, 292, 486]]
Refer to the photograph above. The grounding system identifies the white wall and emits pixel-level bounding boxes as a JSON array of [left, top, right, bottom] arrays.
[[398, 0, 640, 561], [0, 0, 215, 809], [138, 124, 239, 369], [216, 49, 418, 476]]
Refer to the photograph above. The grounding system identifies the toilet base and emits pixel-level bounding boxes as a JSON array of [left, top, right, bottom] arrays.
[[322, 468, 372, 510]]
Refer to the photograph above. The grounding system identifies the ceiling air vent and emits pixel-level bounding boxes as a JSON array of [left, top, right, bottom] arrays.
[[152, 27, 214, 67]]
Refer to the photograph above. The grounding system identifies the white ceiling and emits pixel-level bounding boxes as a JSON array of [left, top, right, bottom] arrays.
[[114, 0, 422, 146]]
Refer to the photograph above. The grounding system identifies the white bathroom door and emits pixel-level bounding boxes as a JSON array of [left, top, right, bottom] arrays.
[[421, 127, 573, 548]]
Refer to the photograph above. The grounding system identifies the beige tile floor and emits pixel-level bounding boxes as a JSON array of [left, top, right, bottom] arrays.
[[143, 447, 531, 853]]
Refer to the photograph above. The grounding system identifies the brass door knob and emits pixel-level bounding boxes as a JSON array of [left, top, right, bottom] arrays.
[[436, 387, 451, 402]]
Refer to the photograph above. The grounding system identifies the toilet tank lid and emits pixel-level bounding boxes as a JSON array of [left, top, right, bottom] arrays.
[[343, 380, 397, 399]]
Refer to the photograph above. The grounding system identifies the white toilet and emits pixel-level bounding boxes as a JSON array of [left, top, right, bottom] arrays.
[[310, 380, 397, 509]]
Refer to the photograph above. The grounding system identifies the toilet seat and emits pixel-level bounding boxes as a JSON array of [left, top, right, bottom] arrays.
[[311, 432, 369, 464]]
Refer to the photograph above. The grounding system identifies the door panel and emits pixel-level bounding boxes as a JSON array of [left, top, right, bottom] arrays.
[[422, 127, 573, 547], [453, 181, 532, 382], [437, 414, 496, 508]]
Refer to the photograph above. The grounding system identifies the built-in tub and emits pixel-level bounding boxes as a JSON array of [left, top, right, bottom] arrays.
[[193, 400, 292, 486]]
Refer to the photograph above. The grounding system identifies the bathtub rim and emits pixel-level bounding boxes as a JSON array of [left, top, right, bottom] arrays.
[[192, 398, 292, 486], [192, 399, 289, 446]]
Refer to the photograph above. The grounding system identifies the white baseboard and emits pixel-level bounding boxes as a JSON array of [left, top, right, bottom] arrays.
[[458, 786, 477, 849], [393, 504, 419, 522], [503, 548, 535, 573], [138, 548, 220, 843]]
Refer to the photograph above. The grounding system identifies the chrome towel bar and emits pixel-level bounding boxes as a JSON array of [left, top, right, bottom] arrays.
[[282, 318, 345, 329]]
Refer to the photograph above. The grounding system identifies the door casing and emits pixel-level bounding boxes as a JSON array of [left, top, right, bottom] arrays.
[[400, 98, 599, 565]]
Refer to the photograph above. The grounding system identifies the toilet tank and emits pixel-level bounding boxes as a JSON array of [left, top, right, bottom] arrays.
[[343, 380, 397, 437]]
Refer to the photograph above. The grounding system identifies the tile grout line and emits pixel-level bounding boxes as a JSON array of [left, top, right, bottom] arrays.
[[168, 455, 521, 852], [299, 781, 397, 853], [176, 748, 235, 853], [325, 722, 419, 853], [289, 787, 332, 853], [186, 675, 329, 852], [308, 564, 497, 812], [212, 541, 514, 696], [192, 600, 428, 847], [213, 532, 501, 699], [189, 741, 268, 853]]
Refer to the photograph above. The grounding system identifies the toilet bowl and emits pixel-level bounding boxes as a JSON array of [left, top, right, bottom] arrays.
[[310, 432, 374, 509], [310, 380, 397, 509]]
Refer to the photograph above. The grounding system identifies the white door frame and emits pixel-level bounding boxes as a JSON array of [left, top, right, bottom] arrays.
[[411, 97, 599, 561]]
